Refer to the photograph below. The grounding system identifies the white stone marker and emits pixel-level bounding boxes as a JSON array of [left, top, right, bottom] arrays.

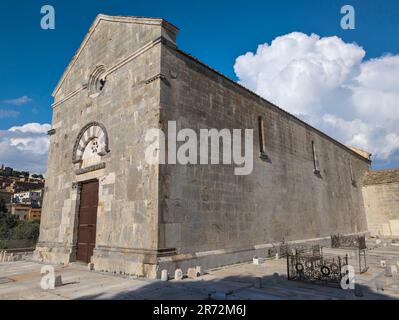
[[174, 268, 183, 281], [253, 256, 264, 265], [187, 267, 197, 279], [161, 269, 168, 281], [380, 260, 387, 268], [195, 266, 202, 276], [275, 253, 279, 260]]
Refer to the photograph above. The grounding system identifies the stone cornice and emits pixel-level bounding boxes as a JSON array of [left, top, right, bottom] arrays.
[[75, 162, 106, 175], [52, 84, 87, 108]]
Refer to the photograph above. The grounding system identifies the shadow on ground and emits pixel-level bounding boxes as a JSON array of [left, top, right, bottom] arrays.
[[75, 272, 395, 300]]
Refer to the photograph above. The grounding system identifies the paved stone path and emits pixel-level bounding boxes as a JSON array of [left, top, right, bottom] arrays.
[[1, 244, 399, 300]]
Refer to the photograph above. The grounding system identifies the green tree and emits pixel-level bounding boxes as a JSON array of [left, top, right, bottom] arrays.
[[12, 170, 21, 177], [21, 171, 29, 177], [0, 211, 18, 239], [10, 221, 40, 241]]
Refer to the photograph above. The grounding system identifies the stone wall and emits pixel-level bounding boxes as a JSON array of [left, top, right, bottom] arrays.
[[156, 42, 371, 272], [0, 250, 33, 263], [362, 170, 399, 237]]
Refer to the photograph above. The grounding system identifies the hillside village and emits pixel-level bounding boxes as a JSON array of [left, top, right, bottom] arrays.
[[0, 164, 44, 222]]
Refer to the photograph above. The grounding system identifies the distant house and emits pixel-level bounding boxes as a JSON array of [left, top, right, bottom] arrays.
[[9, 204, 41, 221], [13, 190, 43, 208], [28, 207, 41, 221], [0, 165, 45, 193]]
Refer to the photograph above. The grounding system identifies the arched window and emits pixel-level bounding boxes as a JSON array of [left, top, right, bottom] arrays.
[[88, 65, 107, 98]]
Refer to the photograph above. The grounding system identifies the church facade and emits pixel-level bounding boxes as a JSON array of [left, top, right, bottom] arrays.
[[34, 15, 372, 278]]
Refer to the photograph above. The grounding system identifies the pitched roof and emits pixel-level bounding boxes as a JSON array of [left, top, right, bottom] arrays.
[[174, 48, 372, 164], [52, 14, 178, 97], [348, 147, 371, 161], [363, 169, 399, 186]]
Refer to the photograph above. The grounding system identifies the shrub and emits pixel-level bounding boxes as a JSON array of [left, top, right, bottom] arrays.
[[0, 212, 18, 238], [10, 221, 40, 241]]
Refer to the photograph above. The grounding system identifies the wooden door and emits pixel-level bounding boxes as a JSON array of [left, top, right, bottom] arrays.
[[76, 180, 99, 263]]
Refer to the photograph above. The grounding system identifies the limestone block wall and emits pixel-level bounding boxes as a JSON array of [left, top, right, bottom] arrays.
[[157, 43, 371, 261], [363, 182, 399, 236], [35, 18, 167, 276]]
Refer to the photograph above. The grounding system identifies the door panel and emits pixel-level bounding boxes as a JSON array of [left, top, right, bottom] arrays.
[[76, 180, 99, 263]]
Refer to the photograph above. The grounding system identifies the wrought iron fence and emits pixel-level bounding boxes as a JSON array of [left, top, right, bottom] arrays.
[[295, 244, 323, 257], [287, 253, 348, 287], [267, 243, 323, 258], [331, 234, 366, 250]]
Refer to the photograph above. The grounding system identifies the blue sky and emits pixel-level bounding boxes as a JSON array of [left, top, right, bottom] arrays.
[[0, 0, 399, 173]]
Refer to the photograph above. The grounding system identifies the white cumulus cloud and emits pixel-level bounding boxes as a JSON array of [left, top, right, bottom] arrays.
[[9, 123, 51, 134], [0, 123, 50, 173], [234, 32, 399, 164]]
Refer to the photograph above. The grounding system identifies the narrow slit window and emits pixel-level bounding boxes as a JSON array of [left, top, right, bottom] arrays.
[[258, 116, 266, 154], [349, 159, 356, 186], [312, 141, 320, 174]]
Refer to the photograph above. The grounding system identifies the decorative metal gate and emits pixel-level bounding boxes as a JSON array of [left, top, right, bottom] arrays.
[[287, 253, 348, 287], [330, 234, 368, 273]]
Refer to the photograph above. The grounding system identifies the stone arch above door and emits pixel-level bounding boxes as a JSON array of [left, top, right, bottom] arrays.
[[72, 122, 110, 166]]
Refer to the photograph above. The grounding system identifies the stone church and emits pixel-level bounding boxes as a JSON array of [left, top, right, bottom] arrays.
[[35, 14, 389, 278]]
